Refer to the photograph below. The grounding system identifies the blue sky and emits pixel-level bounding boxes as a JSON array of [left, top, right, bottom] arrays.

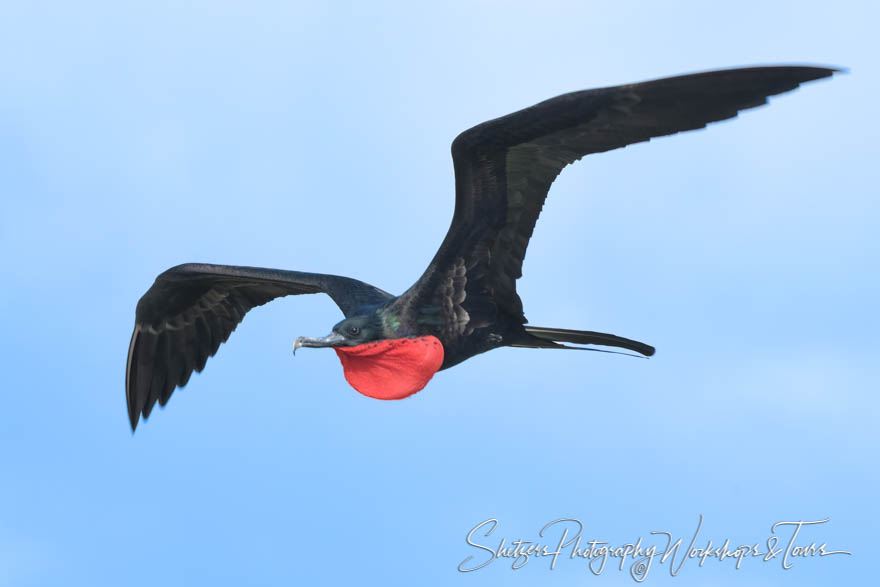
[[1, 1, 877, 585]]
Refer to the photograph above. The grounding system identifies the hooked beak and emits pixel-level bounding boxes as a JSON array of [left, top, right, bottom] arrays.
[[292, 332, 346, 354]]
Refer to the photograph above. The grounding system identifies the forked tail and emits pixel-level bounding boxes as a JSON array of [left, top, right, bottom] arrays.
[[514, 325, 655, 357]]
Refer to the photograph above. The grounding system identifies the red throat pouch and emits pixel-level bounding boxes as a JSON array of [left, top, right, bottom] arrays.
[[333, 336, 445, 400]]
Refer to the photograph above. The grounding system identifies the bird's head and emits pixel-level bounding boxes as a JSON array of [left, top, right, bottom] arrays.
[[292, 310, 444, 401], [292, 313, 384, 352]]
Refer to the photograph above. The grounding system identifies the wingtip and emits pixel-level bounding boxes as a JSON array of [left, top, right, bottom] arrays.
[[125, 325, 141, 433], [808, 64, 847, 78], [781, 64, 846, 81], [737, 63, 843, 84], [126, 380, 141, 432]]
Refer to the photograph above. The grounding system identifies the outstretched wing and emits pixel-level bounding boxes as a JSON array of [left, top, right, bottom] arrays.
[[396, 65, 836, 335], [126, 263, 393, 430]]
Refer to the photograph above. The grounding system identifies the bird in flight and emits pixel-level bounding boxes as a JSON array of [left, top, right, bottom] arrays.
[[126, 65, 836, 430]]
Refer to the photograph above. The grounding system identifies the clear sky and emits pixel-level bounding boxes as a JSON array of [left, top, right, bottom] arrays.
[[1, 1, 877, 585]]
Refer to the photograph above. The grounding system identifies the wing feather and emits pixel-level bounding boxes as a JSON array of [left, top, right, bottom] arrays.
[[125, 263, 393, 429], [398, 65, 837, 328]]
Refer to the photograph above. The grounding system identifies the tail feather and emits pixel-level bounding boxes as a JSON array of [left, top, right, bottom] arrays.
[[517, 325, 655, 357]]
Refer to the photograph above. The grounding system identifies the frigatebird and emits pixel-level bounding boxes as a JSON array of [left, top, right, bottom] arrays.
[[126, 65, 836, 429]]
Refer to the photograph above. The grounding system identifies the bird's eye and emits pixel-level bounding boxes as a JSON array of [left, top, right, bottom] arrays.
[[348, 326, 361, 336]]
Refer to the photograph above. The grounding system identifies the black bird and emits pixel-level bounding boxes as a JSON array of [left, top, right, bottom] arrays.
[[126, 65, 836, 430]]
